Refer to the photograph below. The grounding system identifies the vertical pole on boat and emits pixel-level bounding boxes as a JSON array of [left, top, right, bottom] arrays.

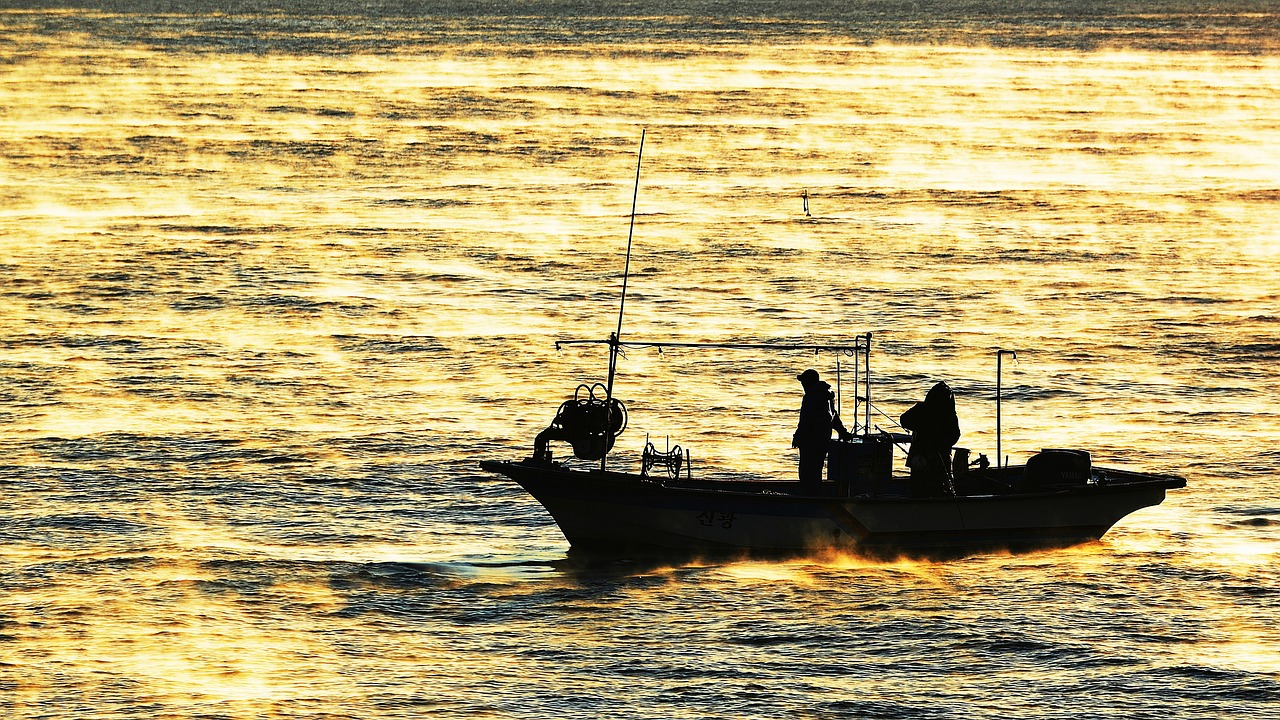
[[852, 349, 860, 434], [835, 354, 842, 417], [863, 332, 872, 438], [996, 349, 1017, 468], [602, 129, 646, 471]]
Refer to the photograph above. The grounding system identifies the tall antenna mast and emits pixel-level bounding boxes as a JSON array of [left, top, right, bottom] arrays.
[[613, 128, 645, 348], [602, 129, 646, 470]]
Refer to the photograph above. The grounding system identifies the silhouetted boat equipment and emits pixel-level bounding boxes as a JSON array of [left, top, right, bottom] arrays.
[[481, 134, 1185, 556], [482, 332, 1184, 556]]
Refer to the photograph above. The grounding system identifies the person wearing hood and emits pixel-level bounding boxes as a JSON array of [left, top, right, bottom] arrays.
[[899, 381, 961, 497], [792, 369, 851, 491]]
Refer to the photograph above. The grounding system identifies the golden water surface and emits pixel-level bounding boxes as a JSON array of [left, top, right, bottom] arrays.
[[1, 3, 1278, 718]]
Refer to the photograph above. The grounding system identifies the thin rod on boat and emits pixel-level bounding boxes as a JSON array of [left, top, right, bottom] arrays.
[[835, 354, 841, 417], [602, 129, 646, 471], [851, 349, 858, 433], [611, 128, 645, 353], [869, 402, 904, 433], [997, 349, 1018, 468], [557, 338, 871, 353], [863, 331, 872, 437]]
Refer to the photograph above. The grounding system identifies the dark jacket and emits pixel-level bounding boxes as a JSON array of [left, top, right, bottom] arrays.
[[793, 380, 843, 448], [900, 381, 960, 460]]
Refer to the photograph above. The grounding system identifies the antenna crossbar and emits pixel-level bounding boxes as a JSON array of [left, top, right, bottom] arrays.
[[558, 338, 870, 354]]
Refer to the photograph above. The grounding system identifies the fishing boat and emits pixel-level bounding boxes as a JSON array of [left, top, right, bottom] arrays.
[[480, 133, 1185, 557], [480, 340, 1185, 556]]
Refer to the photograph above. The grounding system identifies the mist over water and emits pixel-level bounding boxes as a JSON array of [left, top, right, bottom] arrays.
[[2, 2, 1278, 717]]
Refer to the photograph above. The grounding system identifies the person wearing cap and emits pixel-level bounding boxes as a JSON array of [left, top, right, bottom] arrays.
[[792, 369, 851, 491]]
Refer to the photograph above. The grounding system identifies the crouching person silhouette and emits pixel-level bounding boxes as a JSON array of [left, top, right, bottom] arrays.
[[900, 381, 961, 497]]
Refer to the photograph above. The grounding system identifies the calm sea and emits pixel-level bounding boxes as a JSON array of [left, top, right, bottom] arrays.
[[1, 1, 1278, 717]]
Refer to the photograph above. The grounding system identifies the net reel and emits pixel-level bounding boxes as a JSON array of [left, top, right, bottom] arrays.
[[532, 383, 627, 462], [641, 438, 686, 480]]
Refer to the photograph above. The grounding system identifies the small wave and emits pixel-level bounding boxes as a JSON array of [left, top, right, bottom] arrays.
[[156, 223, 290, 235], [370, 197, 471, 208], [1147, 665, 1274, 702], [17, 513, 153, 535], [169, 293, 225, 311], [1218, 505, 1280, 517], [237, 293, 376, 316], [727, 634, 803, 648], [332, 334, 450, 355], [1229, 517, 1280, 528]]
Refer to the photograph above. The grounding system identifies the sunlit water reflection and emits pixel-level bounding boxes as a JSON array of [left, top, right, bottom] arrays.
[[1, 3, 1278, 717]]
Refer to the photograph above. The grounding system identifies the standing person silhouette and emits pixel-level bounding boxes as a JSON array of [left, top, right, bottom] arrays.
[[900, 381, 961, 497], [792, 369, 850, 492]]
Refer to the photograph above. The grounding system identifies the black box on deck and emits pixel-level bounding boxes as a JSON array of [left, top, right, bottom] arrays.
[[827, 437, 900, 496], [1022, 448, 1092, 491]]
